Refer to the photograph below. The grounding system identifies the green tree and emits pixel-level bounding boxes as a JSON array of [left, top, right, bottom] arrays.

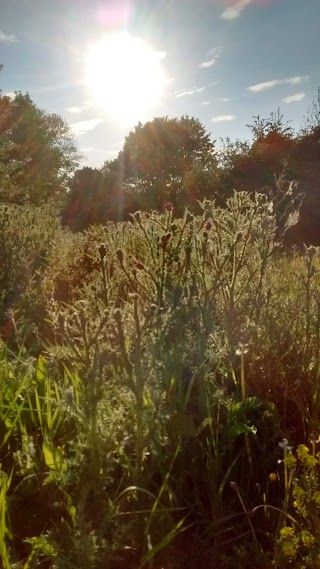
[[300, 91, 320, 135], [286, 123, 320, 244], [62, 163, 139, 231], [62, 167, 107, 231], [111, 116, 218, 213], [218, 110, 296, 196], [246, 108, 293, 140], [0, 91, 79, 205]]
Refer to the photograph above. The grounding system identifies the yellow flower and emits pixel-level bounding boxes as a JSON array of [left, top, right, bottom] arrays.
[[280, 526, 295, 539], [285, 452, 297, 468], [280, 527, 298, 559], [301, 531, 315, 547], [293, 485, 305, 509], [281, 541, 297, 558], [297, 444, 318, 467], [269, 472, 277, 482]]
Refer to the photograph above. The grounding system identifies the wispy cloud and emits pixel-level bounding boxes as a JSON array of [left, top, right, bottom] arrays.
[[282, 92, 306, 104], [199, 58, 217, 69], [248, 75, 310, 92], [201, 101, 211, 105], [211, 115, 236, 123], [71, 119, 104, 135], [0, 30, 18, 43], [220, 0, 252, 20], [174, 81, 219, 98], [175, 86, 206, 98], [65, 105, 88, 114], [199, 47, 222, 69], [82, 147, 95, 152]]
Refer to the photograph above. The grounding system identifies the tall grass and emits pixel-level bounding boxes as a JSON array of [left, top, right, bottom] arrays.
[[1, 193, 320, 567]]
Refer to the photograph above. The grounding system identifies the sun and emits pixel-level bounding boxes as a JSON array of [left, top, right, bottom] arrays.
[[85, 32, 167, 125]]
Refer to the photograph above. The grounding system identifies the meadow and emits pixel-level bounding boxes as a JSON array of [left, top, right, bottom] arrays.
[[2, 192, 320, 568]]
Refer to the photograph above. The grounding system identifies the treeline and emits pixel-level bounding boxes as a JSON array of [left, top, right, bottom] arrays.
[[63, 109, 320, 246], [1, 81, 320, 245]]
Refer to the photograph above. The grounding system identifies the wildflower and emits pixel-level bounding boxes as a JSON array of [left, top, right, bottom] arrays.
[[281, 540, 298, 559], [160, 233, 171, 251], [301, 531, 315, 547], [132, 211, 141, 222], [284, 452, 297, 468], [98, 244, 106, 259], [280, 526, 295, 539], [116, 249, 124, 264], [269, 472, 277, 482], [278, 438, 293, 451], [296, 444, 318, 468], [164, 202, 173, 212], [235, 342, 249, 356], [293, 485, 306, 509]]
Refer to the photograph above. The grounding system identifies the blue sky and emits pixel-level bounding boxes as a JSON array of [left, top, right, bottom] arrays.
[[1, 0, 319, 168]]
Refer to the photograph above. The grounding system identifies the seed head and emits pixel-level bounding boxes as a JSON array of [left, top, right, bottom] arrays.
[[133, 211, 141, 223], [160, 233, 172, 251], [116, 249, 124, 264], [235, 342, 249, 356], [98, 244, 106, 259]]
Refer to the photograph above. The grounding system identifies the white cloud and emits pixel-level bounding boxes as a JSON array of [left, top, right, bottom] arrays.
[[175, 86, 206, 98], [201, 101, 211, 105], [175, 81, 219, 98], [220, 0, 252, 20], [71, 119, 104, 135], [248, 79, 279, 92], [2, 91, 15, 99], [199, 47, 222, 69], [248, 75, 310, 92], [65, 105, 87, 114], [82, 147, 95, 152], [282, 92, 306, 104], [287, 76, 309, 85], [199, 58, 217, 69], [211, 115, 236, 123], [215, 97, 231, 102], [0, 30, 18, 43]]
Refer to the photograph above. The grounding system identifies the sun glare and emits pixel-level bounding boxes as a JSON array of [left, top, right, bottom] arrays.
[[85, 33, 167, 125]]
